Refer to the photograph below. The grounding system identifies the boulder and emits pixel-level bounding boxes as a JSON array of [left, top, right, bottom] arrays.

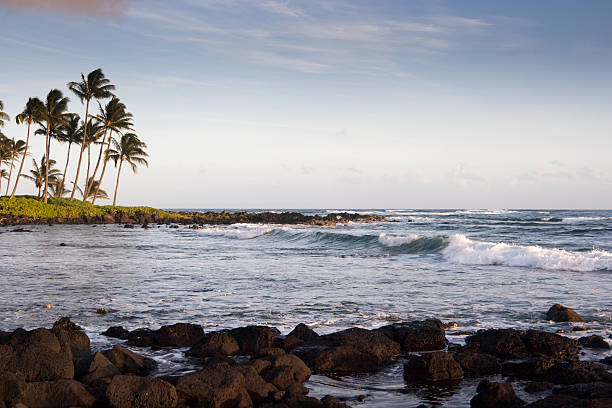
[[175, 362, 251, 408], [470, 380, 525, 408], [578, 335, 610, 349], [321, 395, 351, 408], [229, 326, 280, 354], [521, 330, 579, 360], [103, 345, 157, 376], [545, 360, 612, 384], [260, 354, 311, 391], [403, 352, 463, 382], [455, 353, 501, 375], [129, 323, 204, 348], [106, 375, 178, 408], [52, 317, 83, 332], [465, 329, 526, 359], [553, 382, 612, 399], [81, 352, 120, 383], [0, 371, 26, 407], [546, 304, 584, 322], [527, 394, 611, 407], [186, 332, 239, 357], [235, 365, 278, 403], [502, 357, 557, 380], [101, 326, 130, 340], [288, 324, 320, 343], [376, 319, 447, 352], [22, 380, 96, 408]]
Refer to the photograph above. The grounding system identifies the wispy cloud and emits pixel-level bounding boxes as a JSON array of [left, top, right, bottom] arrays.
[[258, 1, 305, 18], [0, 0, 131, 17]]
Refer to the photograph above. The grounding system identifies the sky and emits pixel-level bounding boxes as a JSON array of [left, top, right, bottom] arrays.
[[1, 0, 611, 209]]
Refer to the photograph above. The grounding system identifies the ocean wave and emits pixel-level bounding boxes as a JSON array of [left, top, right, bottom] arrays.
[[378, 233, 421, 247], [563, 216, 610, 224], [442, 234, 612, 272], [194, 224, 277, 240]]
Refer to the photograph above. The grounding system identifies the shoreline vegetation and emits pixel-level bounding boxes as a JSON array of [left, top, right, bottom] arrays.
[[0, 69, 148, 207], [0, 305, 610, 407], [0, 195, 386, 227]]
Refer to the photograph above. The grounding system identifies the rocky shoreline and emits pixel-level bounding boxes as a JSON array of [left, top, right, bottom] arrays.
[[1, 304, 610, 407], [0, 211, 385, 228]]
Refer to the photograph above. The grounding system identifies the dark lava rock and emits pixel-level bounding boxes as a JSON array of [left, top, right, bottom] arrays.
[[601, 356, 612, 366], [229, 325, 281, 354], [186, 331, 240, 358], [553, 382, 612, 399], [376, 319, 447, 352], [546, 304, 584, 322], [260, 354, 311, 391], [578, 335, 610, 349], [470, 380, 525, 408], [101, 326, 130, 340], [175, 362, 251, 408], [403, 352, 464, 382], [465, 329, 578, 360], [22, 379, 96, 408], [52, 317, 83, 332], [106, 375, 178, 408], [455, 352, 501, 375], [321, 395, 351, 408], [545, 360, 612, 384], [572, 326, 589, 332], [297, 327, 400, 374], [81, 352, 120, 383], [151, 323, 204, 348], [524, 382, 554, 394], [0, 371, 26, 406], [288, 323, 320, 343], [502, 357, 557, 380], [527, 394, 612, 407], [103, 345, 157, 376], [235, 365, 278, 403], [0, 328, 74, 381]]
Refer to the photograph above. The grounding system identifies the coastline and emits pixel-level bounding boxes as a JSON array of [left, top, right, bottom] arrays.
[[0, 196, 385, 227]]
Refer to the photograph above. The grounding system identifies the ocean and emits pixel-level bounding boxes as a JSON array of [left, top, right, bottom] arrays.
[[1, 208, 611, 406]]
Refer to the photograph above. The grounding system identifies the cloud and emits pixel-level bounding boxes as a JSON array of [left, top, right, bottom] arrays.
[[258, 1, 305, 18], [0, 0, 131, 17]]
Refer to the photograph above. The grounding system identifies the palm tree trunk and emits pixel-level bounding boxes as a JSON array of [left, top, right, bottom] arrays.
[[92, 129, 113, 205], [112, 158, 123, 207], [85, 144, 91, 197], [70, 98, 90, 200], [62, 143, 72, 185], [5, 156, 14, 196], [10, 122, 31, 199], [44, 126, 50, 203], [85, 127, 108, 202], [38, 184, 41, 198]]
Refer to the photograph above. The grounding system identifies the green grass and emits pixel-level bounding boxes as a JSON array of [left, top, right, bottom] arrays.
[[0, 196, 181, 219]]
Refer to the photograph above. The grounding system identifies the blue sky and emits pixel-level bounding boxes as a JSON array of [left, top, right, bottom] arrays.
[[1, 0, 611, 208]]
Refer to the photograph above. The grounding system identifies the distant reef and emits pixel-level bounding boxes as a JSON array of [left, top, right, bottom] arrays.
[[0, 196, 385, 227]]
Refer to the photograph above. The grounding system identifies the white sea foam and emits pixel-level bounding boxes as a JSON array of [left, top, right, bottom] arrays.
[[442, 234, 612, 272], [378, 233, 421, 247], [562, 216, 609, 224], [194, 224, 277, 240]]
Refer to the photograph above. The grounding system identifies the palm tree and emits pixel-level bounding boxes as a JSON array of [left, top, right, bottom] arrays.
[[67, 68, 115, 200], [87, 97, 133, 202], [0, 100, 10, 128], [55, 113, 81, 184], [4, 139, 28, 195], [38, 89, 70, 203], [22, 156, 61, 198], [81, 118, 104, 197], [49, 177, 73, 198], [81, 177, 109, 201], [0, 137, 11, 195], [106, 133, 148, 206], [11, 97, 44, 199]]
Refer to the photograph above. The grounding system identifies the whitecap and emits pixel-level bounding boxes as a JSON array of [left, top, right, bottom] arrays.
[[442, 234, 612, 272], [378, 233, 421, 247]]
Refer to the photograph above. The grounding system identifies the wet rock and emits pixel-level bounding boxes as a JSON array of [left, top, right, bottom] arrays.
[[526, 394, 606, 407], [22, 380, 96, 408], [260, 354, 311, 391], [283, 394, 323, 408], [95, 308, 108, 314], [126, 328, 155, 347], [52, 317, 83, 332], [81, 352, 120, 383], [403, 352, 464, 382], [376, 319, 447, 352], [578, 335, 610, 349], [465, 329, 578, 360], [0, 328, 74, 381], [0, 371, 26, 407], [101, 326, 129, 340], [546, 304, 584, 323], [298, 328, 400, 374], [524, 382, 554, 394], [106, 375, 178, 408], [553, 382, 612, 399], [455, 352, 501, 375], [187, 332, 240, 357], [103, 345, 157, 376], [502, 357, 557, 380], [229, 326, 281, 355], [601, 356, 612, 366], [321, 395, 351, 408], [470, 380, 525, 408], [572, 326, 589, 332], [151, 323, 204, 348], [175, 362, 251, 408], [51, 324, 92, 378], [545, 360, 612, 384], [236, 365, 278, 403], [288, 324, 320, 343]]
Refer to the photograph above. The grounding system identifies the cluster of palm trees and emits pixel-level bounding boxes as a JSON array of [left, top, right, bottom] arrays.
[[0, 69, 148, 206]]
